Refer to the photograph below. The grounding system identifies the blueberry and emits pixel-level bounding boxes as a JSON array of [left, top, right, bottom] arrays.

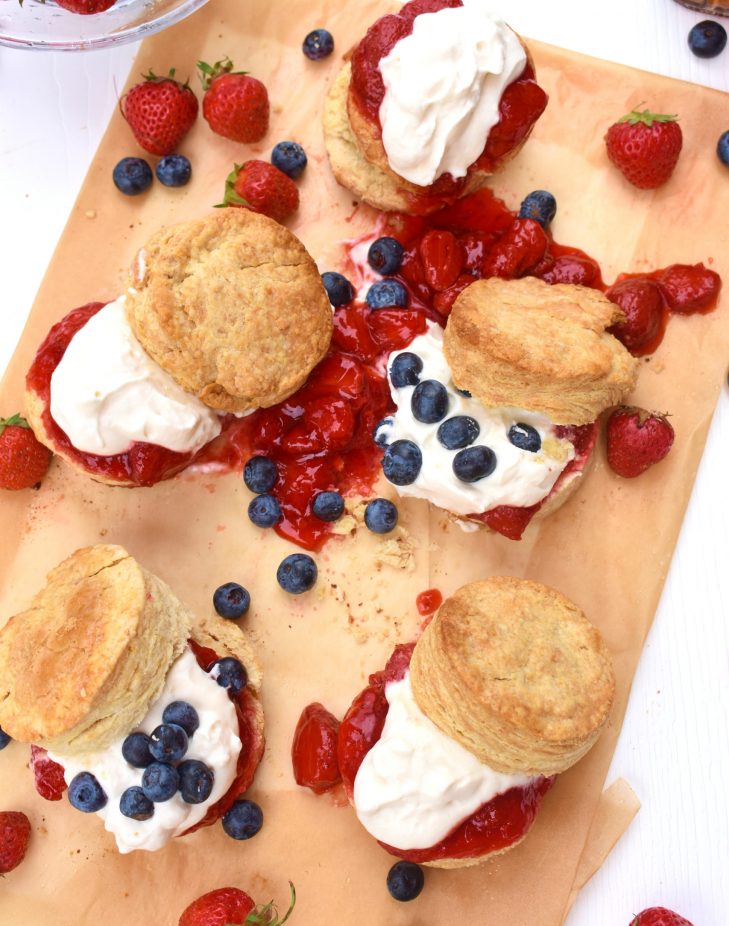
[[389, 352, 423, 388], [271, 141, 308, 178], [373, 416, 393, 448], [367, 236, 404, 275], [453, 446, 497, 482], [213, 582, 251, 620], [162, 701, 200, 737], [386, 860, 424, 902], [141, 761, 180, 802], [321, 271, 354, 307], [382, 440, 422, 486], [688, 19, 727, 58], [149, 723, 189, 763], [212, 656, 248, 693], [303, 27, 334, 60], [0, 726, 11, 750], [248, 494, 282, 528], [112, 157, 153, 196], [276, 553, 318, 594], [177, 760, 214, 804], [437, 416, 480, 450], [119, 786, 154, 821], [518, 190, 557, 228], [366, 279, 408, 310], [68, 772, 107, 813], [364, 498, 398, 533], [243, 455, 278, 494], [222, 799, 264, 840], [411, 380, 449, 423], [508, 423, 541, 453], [311, 491, 345, 521], [155, 154, 192, 188], [121, 731, 154, 768], [717, 130, 729, 166]]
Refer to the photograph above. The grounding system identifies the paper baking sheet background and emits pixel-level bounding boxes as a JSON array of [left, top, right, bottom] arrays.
[[1, 1, 727, 923]]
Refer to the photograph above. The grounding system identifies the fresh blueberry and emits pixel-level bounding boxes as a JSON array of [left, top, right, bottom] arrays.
[[386, 860, 424, 902], [213, 582, 251, 620], [411, 380, 449, 423], [518, 190, 557, 228], [141, 761, 180, 802], [453, 446, 497, 482], [717, 130, 729, 166], [149, 723, 188, 763], [271, 141, 308, 178], [0, 726, 11, 750], [177, 760, 215, 804], [321, 271, 354, 307], [119, 786, 154, 821], [311, 491, 345, 521], [243, 455, 278, 494], [112, 157, 153, 196], [364, 498, 398, 533], [389, 352, 423, 388], [248, 494, 282, 528], [437, 416, 480, 450], [374, 416, 393, 448], [688, 19, 727, 58], [121, 731, 154, 768], [303, 27, 334, 60], [212, 656, 248, 693], [366, 279, 408, 310], [367, 236, 404, 275], [162, 701, 200, 737], [222, 799, 264, 840], [68, 772, 107, 813], [508, 422, 541, 453], [155, 154, 192, 188], [382, 440, 422, 485], [276, 553, 318, 594]]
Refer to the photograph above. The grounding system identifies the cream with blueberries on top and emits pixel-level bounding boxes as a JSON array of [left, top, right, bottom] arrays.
[[375, 323, 574, 516]]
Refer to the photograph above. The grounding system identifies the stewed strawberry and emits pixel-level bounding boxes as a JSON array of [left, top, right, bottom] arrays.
[[291, 703, 341, 793]]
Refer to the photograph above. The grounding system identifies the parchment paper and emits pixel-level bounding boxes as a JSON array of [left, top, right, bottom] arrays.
[[1, 1, 727, 923]]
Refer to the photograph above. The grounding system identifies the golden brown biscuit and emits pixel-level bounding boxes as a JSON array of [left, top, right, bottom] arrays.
[[126, 210, 332, 414], [444, 277, 639, 425], [410, 577, 615, 777]]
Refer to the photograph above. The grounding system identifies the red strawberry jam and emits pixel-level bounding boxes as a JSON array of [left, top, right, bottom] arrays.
[[337, 643, 553, 863], [415, 588, 442, 615], [291, 702, 342, 794]]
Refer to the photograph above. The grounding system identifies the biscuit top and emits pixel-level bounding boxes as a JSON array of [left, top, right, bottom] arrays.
[[443, 277, 638, 425], [126, 210, 333, 414], [409, 577, 615, 776]]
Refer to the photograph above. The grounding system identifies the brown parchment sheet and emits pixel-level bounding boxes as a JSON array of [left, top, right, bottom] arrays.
[[1, 1, 728, 923]]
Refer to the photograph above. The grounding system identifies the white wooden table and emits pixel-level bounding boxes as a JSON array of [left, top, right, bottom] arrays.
[[0, 2, 727, 923]]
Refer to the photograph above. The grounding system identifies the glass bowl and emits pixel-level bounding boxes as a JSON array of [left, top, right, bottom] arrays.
[[0, 0, 211, 51]]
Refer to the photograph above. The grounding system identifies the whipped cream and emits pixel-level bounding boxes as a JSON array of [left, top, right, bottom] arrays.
[[49, 649, 241, 854], [353, 673, 535, 849], [377, 324, 574, 516], [378, 1, 526, 186], [50, 295, 221, 456]]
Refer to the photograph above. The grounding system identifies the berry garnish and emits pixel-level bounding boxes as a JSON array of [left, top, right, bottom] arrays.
[[162, 701, 200, 736], [119, 786, 154, 821], [198, 57, 269, 143], [389, 352, 423, 388], [718, 130, 729, 166], [303, 28, 334, 60], [142, 762, 180, 802], [121, 731, 154, 768], [156, 154, 192, 187], [121, 69, 198, 157], [382, 440, 422, 486], [437, 416, 480, 450], [178, 883, 295, 926], [605, 106, 683, 189], [30, 746, 66, 801], [178, 760, 215, 804], [149, 723, 189, 763], [368, 236, 405, 275], [212, 657, 248, 693], [508, 423, 541, 453], [0, 811, 31, 874], [518, 190, 557, 228], [630, 909, 694, 926], [276, 553, 318, 594], [68, 771, 107, 813], [243, 456, 278, 493], [386, 860, 424, 902], [54, 0, 116, 12], [453, 445, 497, 482], [213, 582, 251, 620], [688, 19, 727, 58], [411, 380, 448, 423], [656, 263, 722, 314], [606, 407, 675, 478], [321, 271, 354, 307], [0, 726, 11, 749], [0, 414, 51, 490], [221, 798, 264, 839], [271, 141, 308, 179], [311, 491, 345, 521], [366, 279, 408, 309], [248, 494, 282, 528], [291, 703, 341, 793], [218, 160, 299, 223], [607, 277, 665, 354], [364, 498, 398, 533], [112, 157, 153, 196]]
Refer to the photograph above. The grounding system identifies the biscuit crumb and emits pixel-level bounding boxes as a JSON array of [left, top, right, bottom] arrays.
[[85, 209, 97, 219], [374, 528, 416, 572]]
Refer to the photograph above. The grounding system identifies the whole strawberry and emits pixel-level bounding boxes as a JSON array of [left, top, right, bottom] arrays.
[[630, 907, 694, 926], [121, 69, 198, 157], [178, 883, 295, 926], [0, 811, 31, 874], [606, 406, 675, 478], [0, 414, 51, 490], [199, 57, 269, 143], [55, 0, 116, 12], [219, 160, 299, 223], [605, 106, 683, 189]]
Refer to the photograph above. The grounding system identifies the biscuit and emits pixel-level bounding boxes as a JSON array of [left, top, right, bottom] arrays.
[[444, 277, 639, 425], [409, 577, 615, 777], [126, 209, 333, 414]]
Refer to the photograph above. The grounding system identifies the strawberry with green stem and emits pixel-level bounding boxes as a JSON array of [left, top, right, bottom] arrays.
[[178, 882, 295, 926], [0, 414, 51, 490], [605, 105, 683, 189], [121, 69, 198, 157], [198, 57, 270, 143]]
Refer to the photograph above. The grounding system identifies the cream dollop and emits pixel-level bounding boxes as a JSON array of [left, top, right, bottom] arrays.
[[378, 0, 526, 186]]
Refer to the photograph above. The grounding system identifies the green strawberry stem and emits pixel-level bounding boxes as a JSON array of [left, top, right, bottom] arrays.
[[197, 56, 248, 90], [140, 68, 191, 90], [0, 414, 30, 437], [214, 164, 251, 209], [225, 882, 296, 926], [618, 104, 679, 127]]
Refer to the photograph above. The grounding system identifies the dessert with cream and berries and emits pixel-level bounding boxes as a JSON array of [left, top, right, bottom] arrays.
[[0, 544, 264, 853]]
